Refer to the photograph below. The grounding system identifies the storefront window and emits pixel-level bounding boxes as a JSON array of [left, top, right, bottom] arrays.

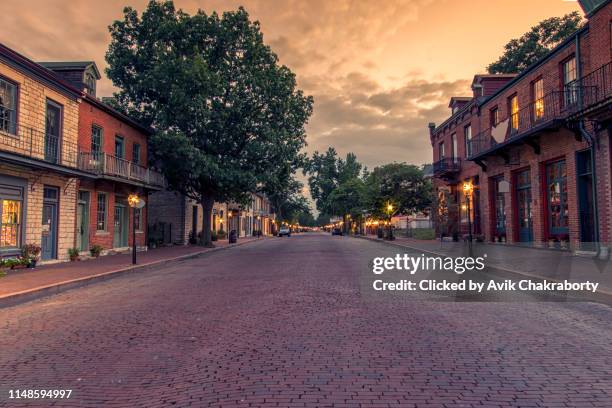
[[546, 160, 568, 235], [1, 199, 21, 247]]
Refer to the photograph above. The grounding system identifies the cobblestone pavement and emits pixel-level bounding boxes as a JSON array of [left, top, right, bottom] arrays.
[[1, 234, 612, 407]]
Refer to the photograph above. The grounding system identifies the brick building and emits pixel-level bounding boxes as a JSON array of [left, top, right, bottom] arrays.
[[40, 62, 165, 256], [430, 0, 612, 258], [148, 191, 276, 244]]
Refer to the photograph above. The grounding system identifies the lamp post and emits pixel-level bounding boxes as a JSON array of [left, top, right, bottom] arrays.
[[462, 181, 474, 256], [128, 193, 145, 265], [385, 202, 395, 240]]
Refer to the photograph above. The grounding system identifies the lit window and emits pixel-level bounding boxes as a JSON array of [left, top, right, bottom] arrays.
[[1, 199, 21, 248], [0, 78, 17, 135], [97, 193, 107, 231], [533, 78, 544, 120], [509, 95, 519, 131]]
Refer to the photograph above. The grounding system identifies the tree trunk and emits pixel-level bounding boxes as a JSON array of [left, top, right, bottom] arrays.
[[200, 195, 215, 248]]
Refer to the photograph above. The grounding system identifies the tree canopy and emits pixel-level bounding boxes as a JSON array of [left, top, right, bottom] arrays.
[[487, 11, 583, 74], [105, 0, 313, 245]]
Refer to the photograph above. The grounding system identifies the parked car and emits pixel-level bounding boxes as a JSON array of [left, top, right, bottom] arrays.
[[278, 226, 291, 237], [331, 227, 343, 236]]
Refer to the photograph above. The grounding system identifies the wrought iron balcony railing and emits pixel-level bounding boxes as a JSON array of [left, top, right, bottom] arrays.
[[569, 60, 612, 114], [468, 90, 568, 159], [433, 157, 461, 177], [78, 151, 166, 188], [0, 122, 78, 168]]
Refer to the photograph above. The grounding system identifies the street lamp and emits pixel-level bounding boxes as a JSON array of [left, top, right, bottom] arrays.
[[128, 193, 145, 265], [462, 181, 474, 256]]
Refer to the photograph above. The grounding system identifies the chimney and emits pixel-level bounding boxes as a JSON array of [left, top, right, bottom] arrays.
[[428, 122, 436, 136]]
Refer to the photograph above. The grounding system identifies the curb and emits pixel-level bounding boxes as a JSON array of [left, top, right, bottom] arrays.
[[0, 238, 265, 309], [356, 235, 612, 303]]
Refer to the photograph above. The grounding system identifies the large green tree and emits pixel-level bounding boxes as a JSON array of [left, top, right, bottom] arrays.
[[105, 1, 313, 246], [365, 163, 432, 218], [487, 11, 583, 74]]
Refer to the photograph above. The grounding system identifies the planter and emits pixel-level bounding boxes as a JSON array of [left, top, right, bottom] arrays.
[[27, 259, 37, 269]]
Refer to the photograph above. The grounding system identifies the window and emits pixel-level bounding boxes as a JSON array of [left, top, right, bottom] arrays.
[[532, 78, 544, 120], [97, 193, 107, 231], [91, 125, 103, 158], [1, 199, 21, 248], [546, 160, 568, 235], [134, 208, 143, 231], [563, 57, 577, 106], [493, 177, 506, 236], [490, 107, 499, 127], [132, 143, 141, 164], [439, 142, 445, 159], [0, 78, 17, 135], [451, 133, 458, 162], [464, 125, 472, 158], [509, 95, 519, 131], [114, 135, 124, 158], [84, 73, 96, 97]]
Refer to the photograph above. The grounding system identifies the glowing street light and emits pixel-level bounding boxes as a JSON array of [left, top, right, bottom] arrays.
[[462, 181, 474, 256], [128, 193, 145, 265]]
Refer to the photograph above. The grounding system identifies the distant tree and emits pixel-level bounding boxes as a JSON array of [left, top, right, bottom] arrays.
[[487, 11, 583, 74], [326, 178, 367, 233], [303, 148, 362, 215], [365, 163, 432, 218], [106, 1, 312, 246]]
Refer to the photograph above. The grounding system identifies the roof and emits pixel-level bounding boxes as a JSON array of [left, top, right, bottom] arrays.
[[0, 43, 82, 100], [38, 61, 101, 79], [448, 96, 472, 107], [477, 24, 588, 108], [83, 94, 153, 136]]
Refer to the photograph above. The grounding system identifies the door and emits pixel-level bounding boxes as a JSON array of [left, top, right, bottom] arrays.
[[76, 191, 89, 252], [41, 187, 58, 260], [576, 150, 595, 249], [192, 205, 198, 240], [45, 101, 61, 163], [113, 203, 128, 248], [546, 160, 568, 237], [515, 170, 533, 242]]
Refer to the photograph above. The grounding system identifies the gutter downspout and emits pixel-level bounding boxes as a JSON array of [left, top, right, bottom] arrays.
[[575, 32, 602, 258]]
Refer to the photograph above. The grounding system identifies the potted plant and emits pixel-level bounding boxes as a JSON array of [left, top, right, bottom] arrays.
[[90, 244, 103, 258], [211, 230, 218, 242], [68, 247, 80, 262], [22, 243, 41, 268], [217, 229, 227, 240]]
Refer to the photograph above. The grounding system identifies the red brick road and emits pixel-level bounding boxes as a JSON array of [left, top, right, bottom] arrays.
[[1, 234, 612, 407]]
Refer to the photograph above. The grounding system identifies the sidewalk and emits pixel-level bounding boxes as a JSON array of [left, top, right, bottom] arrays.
[[0, 236, 264, 305], [361, 234, 612, 293]]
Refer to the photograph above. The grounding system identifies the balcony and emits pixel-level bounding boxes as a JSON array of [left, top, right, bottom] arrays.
[[433, 157, 461, 179], [0, 121, 91, 177], [77, 152, 166, 189], [468, 90, 568, 161], [567, 60, 612, 119]]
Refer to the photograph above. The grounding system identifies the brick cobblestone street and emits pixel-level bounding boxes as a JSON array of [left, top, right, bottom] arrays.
[[1, 234, 612, 407]]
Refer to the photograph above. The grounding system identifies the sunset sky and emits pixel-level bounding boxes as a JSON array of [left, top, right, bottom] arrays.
[[1, 0, 581, 169]]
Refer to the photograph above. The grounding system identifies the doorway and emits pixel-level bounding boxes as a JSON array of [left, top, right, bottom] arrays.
[[515, 169, 533, 243], [76, 191, 89, 252], [576, 150, 595, 249], [41, 186, 58, 260], [113, 201, 128, 248]]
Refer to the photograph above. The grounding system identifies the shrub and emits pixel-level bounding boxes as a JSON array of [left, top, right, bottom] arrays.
[[68, 248, 80, 261], [90, 245, 103, 258], [412, 228, 436, 240], [217, 229, 227, 240], [22, 243, 41, 261]]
